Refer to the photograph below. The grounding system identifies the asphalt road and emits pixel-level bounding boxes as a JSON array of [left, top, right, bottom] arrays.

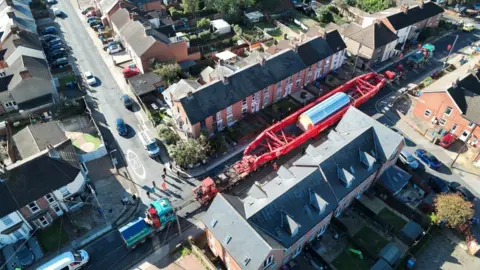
[[54, 0, 201, 209]]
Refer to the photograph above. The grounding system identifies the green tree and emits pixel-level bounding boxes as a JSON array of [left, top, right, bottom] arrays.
[[434, 193, 474, 228], [197, 18, 211, 29], [182, 0, 199, 14], [316, 7, 334, 24], [207, 133, 228, 156], [204, 0, 255, 22], [157, 125, 180, 145], [356, 0, 394, 13], [167, 138, 207, 167], [153, 63, 181, 85]]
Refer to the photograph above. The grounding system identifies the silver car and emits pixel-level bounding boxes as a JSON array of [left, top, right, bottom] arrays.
[[399, 149, 419, 170]]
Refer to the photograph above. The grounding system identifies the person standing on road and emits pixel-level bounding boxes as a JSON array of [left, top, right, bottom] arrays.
[[163, 167, 167, 175], [161, 182, 168, 192], [169, 163, 173, 171], [152, 181, 156, 187], [162, 175, 166, 181], [146, 191, 151, 198], [273, 162, 278, 171]]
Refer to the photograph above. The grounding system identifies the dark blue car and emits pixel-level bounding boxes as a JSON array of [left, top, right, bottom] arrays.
[[428, 177, 449, 193], [415, 149, 441, 170], [116, 118, 128, 136]]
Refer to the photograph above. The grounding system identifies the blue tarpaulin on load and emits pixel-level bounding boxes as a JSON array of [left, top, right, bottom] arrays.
[[300, 92, 350, 126]]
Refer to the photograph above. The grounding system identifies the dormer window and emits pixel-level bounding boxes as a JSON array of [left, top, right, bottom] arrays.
[[224, 234, 232, 244], [337, 167, 354, 188], [211, 218, 217, 227]]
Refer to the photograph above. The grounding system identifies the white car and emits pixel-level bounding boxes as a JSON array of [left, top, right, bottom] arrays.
[[84, 71, 96, 86], [47, 0, 56, 4], [399, 149, 419, 170], [107, 44, 122, 54], [53, 8, 62, 16]]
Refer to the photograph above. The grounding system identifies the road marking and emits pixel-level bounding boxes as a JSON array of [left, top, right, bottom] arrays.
[[127, 150, 146, 179]]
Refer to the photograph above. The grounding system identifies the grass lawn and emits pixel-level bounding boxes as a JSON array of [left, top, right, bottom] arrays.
[[332, 246, 374, 270], [225, 119, 266, 142], [242, 28, 265, 43], [377, 208, 408, 232], [73, 133, 102, 150], [284, 21, 303, 33], [352, 226, 389, 256], [256, 22, 277, 30], [58, 73, 76, 88], [292, 10, 319, 28], [37, 219, 70, 253]]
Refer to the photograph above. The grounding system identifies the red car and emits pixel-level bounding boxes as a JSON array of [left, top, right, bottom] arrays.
[[439, 133, 456, 148], [122, 65, 140, 78], [86, 10, 97, 17]]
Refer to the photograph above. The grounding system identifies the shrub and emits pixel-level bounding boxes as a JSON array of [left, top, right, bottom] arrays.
[[222, 38, 231, 46], [196, 18, 211, 30], [189, 34, 198, 40], [169, 7, 183, 17], [199, 30, 211, 41], [157, 125, 180, 145], [328, 5, 340, 14]]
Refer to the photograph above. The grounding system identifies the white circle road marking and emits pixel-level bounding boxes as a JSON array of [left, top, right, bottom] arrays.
[[127, 150, 146, 179]]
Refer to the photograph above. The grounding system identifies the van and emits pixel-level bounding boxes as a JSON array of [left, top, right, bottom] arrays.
[[37, 250, 89, 270], [139, 130, 160, 157]]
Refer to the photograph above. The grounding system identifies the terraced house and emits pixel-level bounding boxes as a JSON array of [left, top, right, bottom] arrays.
[[166, 30, 346, 137], [202, 107, 404, 270]]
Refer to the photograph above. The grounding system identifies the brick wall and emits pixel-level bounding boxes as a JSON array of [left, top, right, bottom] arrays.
[[413, 92, 480, 143]]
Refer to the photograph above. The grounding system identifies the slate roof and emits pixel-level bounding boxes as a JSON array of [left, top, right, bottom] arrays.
[[0, 181, 18, 217], [111, 8, 130, 30], [13, 121, 67, 159], [120, 20, 171, 57], [10, 79, 54, 106], [347, 22, 398, 50], [379, 165, 411, 195], [7, 55, 51, 90], [202, 194, 273, 270], [385, 2, 444, 30], [446, 72, 480, 123], [325, 29, 347, 54], [129, 72, 163, 96], [3, 29, 42, 60], [246, 166, 338, 247], [2, 139, 80, 210], [180, 49, 308, 124], [297, 37, 334, 66]]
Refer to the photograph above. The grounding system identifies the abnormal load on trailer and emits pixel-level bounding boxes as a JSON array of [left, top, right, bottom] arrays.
[[297, 92, 350, 131]]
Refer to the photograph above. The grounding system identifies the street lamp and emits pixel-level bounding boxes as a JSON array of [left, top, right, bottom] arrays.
[[444, 35, 459, 66], [89, 185, 109, 224]]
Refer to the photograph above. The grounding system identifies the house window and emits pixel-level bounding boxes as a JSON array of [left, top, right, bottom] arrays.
[[439, 118, 447, 126], [263, 88, 269, 107], [451, 124, 458, 133], [227, 114, 234, 125], [28, 202, 40, 213], [287, 76, 293, 84], [444, 106, 453, 116], [356, 192, 362, 199], [200, 120, 206, 129], [60, 187, 71, 197], [423, 109, 431, 117], [335, 206, 342, 217], [4, 101, 17, 108], [53, 204, 62, 214], [295, 80, 301, 89], [45, 193, 55, 204], [263, 255, 274, 269], [226, 106, 232, 115], [13, 230, 23, 239], [36, 216, 49, 228], [308, 66, 312, 72], [276, 82, 282, 101], [317, 224, 327, 237], [292, 244, 302, 258], [469, 122, 475, 128], [242, 98, 247, 107], [216, 111, 222, 121], [1, 216, 13, 226]]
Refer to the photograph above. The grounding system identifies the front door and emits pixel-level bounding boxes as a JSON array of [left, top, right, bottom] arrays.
[[460, 130, 470, 141]]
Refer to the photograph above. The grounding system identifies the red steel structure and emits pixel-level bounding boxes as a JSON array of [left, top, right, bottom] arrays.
[[233, 72, 386, 174]]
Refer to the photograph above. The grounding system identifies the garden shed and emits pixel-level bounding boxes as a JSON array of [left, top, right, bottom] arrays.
[[211, 19, 231, 35]]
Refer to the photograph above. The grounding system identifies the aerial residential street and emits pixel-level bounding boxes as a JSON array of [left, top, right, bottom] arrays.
[[31, 0, 480, 268]]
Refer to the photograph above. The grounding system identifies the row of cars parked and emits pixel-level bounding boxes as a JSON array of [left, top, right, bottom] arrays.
[[40, 26, 70, 69], [82, 7, 124, 55]]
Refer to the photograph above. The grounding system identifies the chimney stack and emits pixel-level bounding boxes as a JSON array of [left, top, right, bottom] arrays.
[[10, 24, 19, 34], [7, 8, 15, 19], [186, 91, 193, 99], [130, 12, 137, 21], [6, 0, 13, 6], [419, 0, 424, 9], [260, 56, 266, 67], [401, 4, 409, 14], [222, 75, 229, 85]]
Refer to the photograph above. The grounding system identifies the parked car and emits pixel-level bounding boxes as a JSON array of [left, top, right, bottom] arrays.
[[40, 34, 58, 42], [462, 23, 475, 32], [107, 44, 122, 54], [87, 16, 100, 23], [414, 149, 441, 170], [14, 242, 35, 266], [93, 24, 105, 31], [40, 26, 57, 35], [428, 176, 449, 193], [47, 38, 63, 48], [50, 57, 69, 69], [448, 181, 461, 191], [451, 185, 477, 201], [439, 133, 457, 148], [122, 65, 140, 78], [52, 8, 62, 16], [82, 6, 94, 14], [46, 0, 56, 4], [48, 43, 65, 52], [84, 71, 96, 86], [398, 149, 419, 170], [88, 19, 102, 27], [86, 10, 97, 17], [48, 48, 67, 58], [103, 40, 117, 51], [121, 95, 133, 109], [116, 118, 128, 136]]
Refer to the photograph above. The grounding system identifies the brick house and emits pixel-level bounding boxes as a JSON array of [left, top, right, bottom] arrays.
[[110, 8, 200, 74], [0, 138, 88, 248], [412, 68, 480, 146], [201, 107, 404, 270], [95, 0, 166, 26], [342, 22, 399, 67], [380, 2, 443, 51], [165, 32, 347, 137]]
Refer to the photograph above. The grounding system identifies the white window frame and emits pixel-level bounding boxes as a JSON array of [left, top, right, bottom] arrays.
[[226, 106, 232, 115], [424, 109, 431, 117], [263, 88, 269, 107], [276, 82, 282, 101], [227, 114, 234, 126], [60, 187, 71, 197], [263, 255, 273, 269], [28, 202, 40, 213], [335, 206, 342, 217], [1, 216, 14, 226], [292, 244, 302, 259], [38, 216, 49, 227], [468, 122, 475, 128], [45, 193, 55, 204], [439, 118, 447, 126], [317, 224, 327, 237], [444, 106, 453, 116], [216, 111, 222, 122], [451, 124, 458, 133]]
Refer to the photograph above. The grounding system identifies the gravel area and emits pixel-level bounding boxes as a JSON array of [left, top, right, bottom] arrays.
[[415, 231, 480, 269]]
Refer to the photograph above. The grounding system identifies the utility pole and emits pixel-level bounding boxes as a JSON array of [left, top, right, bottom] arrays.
[[89, 185, 109, 224], [451, 124, 477, 168], [444, 35, 459, 66]]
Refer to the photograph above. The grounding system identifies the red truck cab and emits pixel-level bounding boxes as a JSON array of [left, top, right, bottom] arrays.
[[439, 133, 456, 148], [122, 65, 140, 78]]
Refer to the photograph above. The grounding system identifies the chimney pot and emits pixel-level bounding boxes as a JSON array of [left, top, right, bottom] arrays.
[[260, 57, 266, 67], [6, 0, 13, 6], [222, 76, 229, 85], [7, 10, 15, 19], [47, 145, 60, 159], [401, 4, 409, 14], [10, 24, 19, 34], [419, 0, 424, 8], [187, 91, 193, 99]]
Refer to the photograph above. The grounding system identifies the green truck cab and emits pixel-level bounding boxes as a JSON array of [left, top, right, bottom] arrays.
[[118, 199, 176, 249]]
